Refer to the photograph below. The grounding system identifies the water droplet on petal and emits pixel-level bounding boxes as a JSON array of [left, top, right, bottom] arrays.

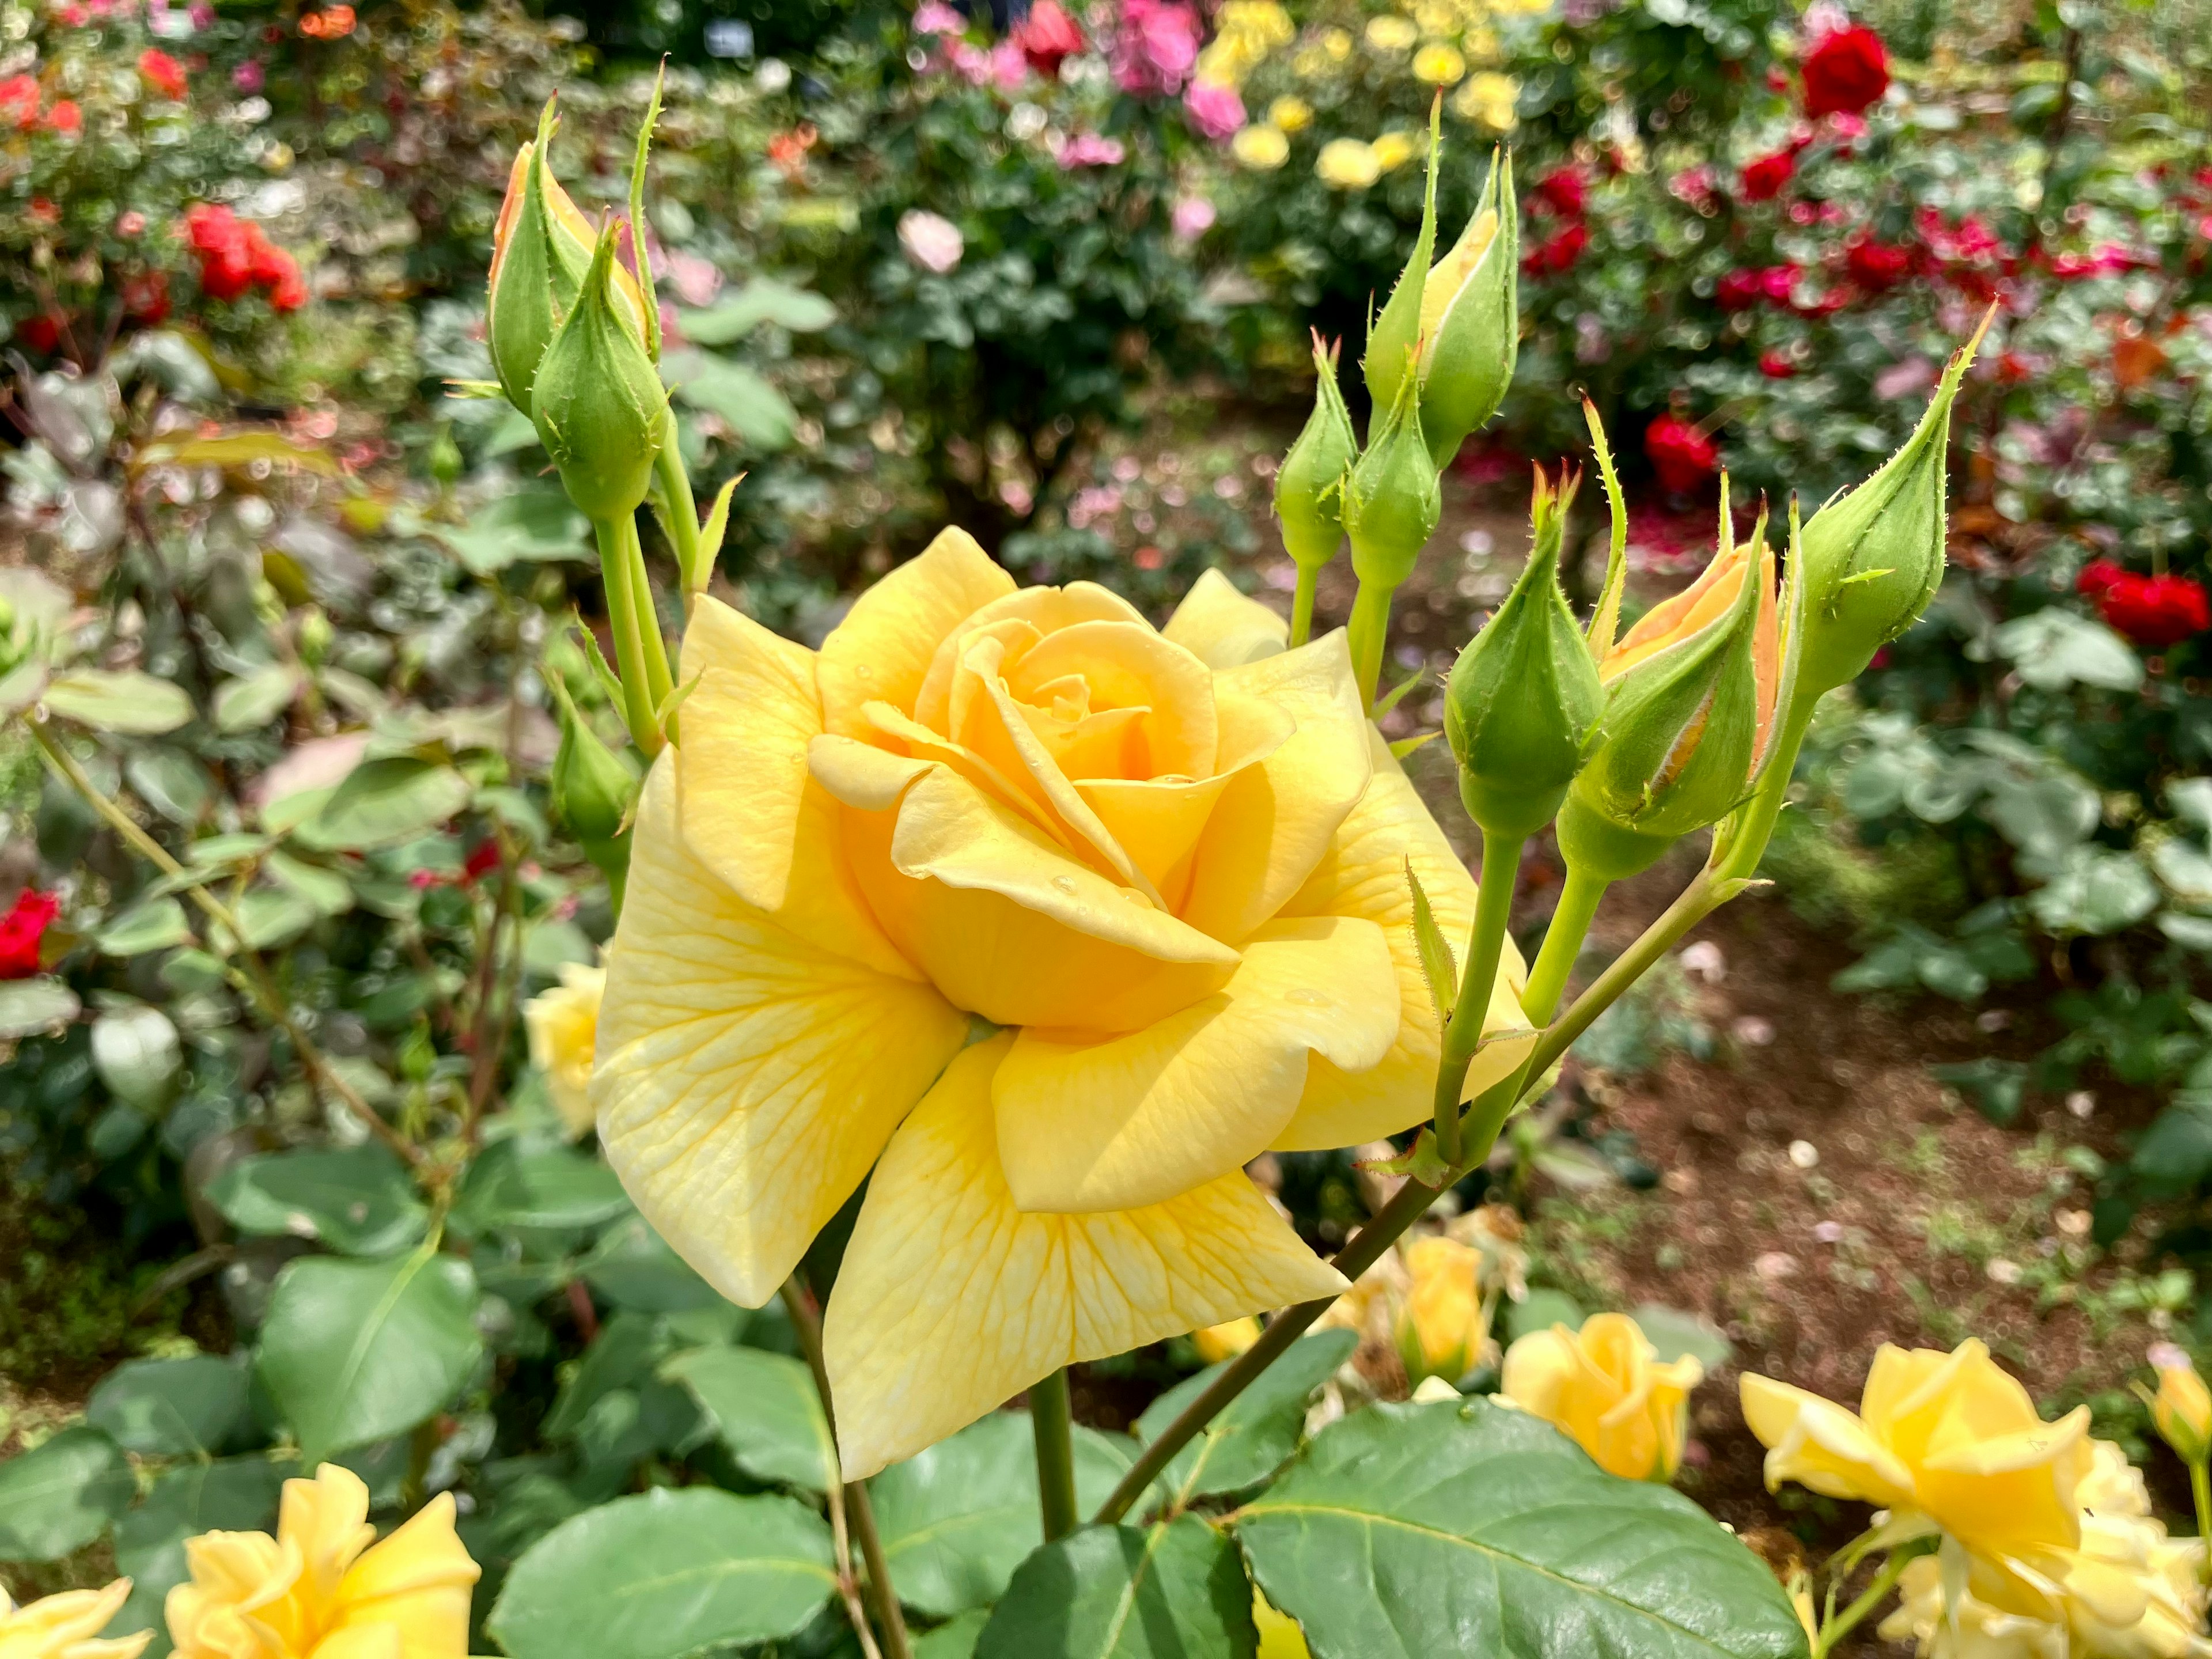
[[1051, 874, 1078, 894], [1287, 988, 1331, 1006]]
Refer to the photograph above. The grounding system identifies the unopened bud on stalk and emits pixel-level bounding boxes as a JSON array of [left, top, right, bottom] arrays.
[[1558, 490, 1780, 881], [1274, 332, 1357, 574], [532, 221, 669, 524], [1793, 310, 1990, 711], [548, 673, 639, 847], [1445, 467, 1602, 839], [2145, 1349, 2212, 1468], [1343, 363, 1441, 596], [1417, 149, 1517, 469], [297, 606, 332, 669]]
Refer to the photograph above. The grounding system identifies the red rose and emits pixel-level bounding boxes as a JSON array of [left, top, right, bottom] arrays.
[[270, 263, 308, 312], [1758, 263, 1801, 305], [121, 270, 169, 324], [0, 889, 60, 979], [1014, 0, 1085, 81], [1532, 164, 1588, 217], [1645, 414, 1718, 495], [0, 73, 37, 129], [14, 312, 63, 354], [1758, 349, 1798, 380], [2083, 568, 2210, 648], [1845, 237, 1913, 290], [1716, 268, 1763, 310], [1801, 25, 1888, 119], [44, 98, 81, 134], [241, 222, 291, 287], [462, 839, 501, 883], [2076, 560, 2125, 599], [1522, 222, 1588, 277], [137, 47, 188, 100], [1739, 149, 1795, 202]]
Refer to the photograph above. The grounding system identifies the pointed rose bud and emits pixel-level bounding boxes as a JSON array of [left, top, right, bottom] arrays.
[[487, 98, 650, 414], [1342, 362, 1442, 701], [1793, 313, 1989, 711], [1274, 331, 1357, 573], [549, 672, 639, 847], [531, 220, 669, 524], [2146, 1347, 2212, 1467], [1445, 467, 1603, 838], [1558, 491, 1781, 881], [1417, 148, 1517, 468], [1361, 101, 1442, 428]]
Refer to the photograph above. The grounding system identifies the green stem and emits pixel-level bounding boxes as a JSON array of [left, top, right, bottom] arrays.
[[1520, 865, 1609, 1028], [654, 435, 707, 598], [1433, 831, 1523, 1165], [1029, 1370, 1080, 1543], [1813, 1551, 1912, 1658], [2192, 1460, 2211, 1584], [1346, 578, 1396, 711], [592, 514, 668, 756], [1289, 564, 1319, 650]]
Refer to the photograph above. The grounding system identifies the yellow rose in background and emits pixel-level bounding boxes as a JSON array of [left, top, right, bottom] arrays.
[[1316, 138, 1382, 189], [593, 535, 1537, 1479], [167, 1464, 478, 1659], [1320, 26, 1353, 60], [2147, 1346, 2212, 1466], [1370, 130, 1420, 173], [524, 960, 604, 1138], [1364, 15, 1418, 51], [1395, 1234, 1486, 1385], [1501, 1312, 1702, 1480], [0, 1580, 149, 1659], [1267, 95, 1313, 133], [1194, 1315, 1263, 1363], [1451, 70, 1520, 130], [1233, 124, 1292, 170], [1412, 42, 1468, 85]]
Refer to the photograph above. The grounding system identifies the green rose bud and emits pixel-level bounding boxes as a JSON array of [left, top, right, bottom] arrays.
[[1559, 499, 1780, 881], [1793, 313, 1990, 713], [532, 220, 669, 525], [297, 607, 332, 670], [1418, 149, 1517, 469], [1445, 467, 1603, 839], [548, 671, 639, 847], [1275, 331, 1356, 574], [1342, 362, 1442, 703], [1362, 101, 1442, 433]]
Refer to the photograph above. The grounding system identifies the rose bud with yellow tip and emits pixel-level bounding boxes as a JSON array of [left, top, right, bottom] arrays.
[[1415, 147, 1517, 468], [1444, 467, 1602, 842], [1274, 332, 1357, 646], [532, 220, 670, 526], [1501, 1310, 1702, 1482], [2146, 1344, 2212, 1468], [1394, 1234, 1487, 1387], [1341, 365, 1441, 706]]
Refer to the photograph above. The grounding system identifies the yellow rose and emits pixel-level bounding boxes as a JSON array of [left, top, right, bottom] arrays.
[[1741, 1339, 2094, 1569], [1450, 70, 1519, 130], [1267, 95, 1313, 133], [1194, 1315, 1263, 1363], [1218, 1, 1294, 49], [0, 1580, 150, 1659], [1364, 15, 1418, 51], [1395, 1234, 1486, 1385], [1501, 1312, 1702, 1481], [1315, 138, 1382, 189], [1369, 130, 1420, 173], [167, 1464, 479, 1659], [593, 541, 1536, 1479], [523, 960, 604, 1139], [1253, 1590, 1311, 1657], [1320, 26, 1353, 60], [2149, 1349, 2212, 1466], [1232, 124, 1292, 171], [1412, 0, 1457, 35], [1412, 42, 1467, 84]]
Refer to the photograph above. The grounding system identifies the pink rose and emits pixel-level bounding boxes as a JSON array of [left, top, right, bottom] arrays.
[[1171, 195, 1216, 240], [1181, 77, 1244, 143], [898, 209, 965, 275], [1113, 0, 1199, 96], [912, 1, 965, 33], [1058, 132, 1127, 168]]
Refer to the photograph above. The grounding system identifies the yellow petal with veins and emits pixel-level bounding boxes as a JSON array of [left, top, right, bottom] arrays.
[[594, 759, 969, 1306], [1179, 632, 1372, 944], [1271, 730, 1534, 1149], [994, 915, 1399, 1213], [823, 1033, 1348, 1480], [675, 597, 916, 980], [1162, 567, 1289, 670], [1740, 1373, 1917, 1507], [817, 527, 1014, 737]]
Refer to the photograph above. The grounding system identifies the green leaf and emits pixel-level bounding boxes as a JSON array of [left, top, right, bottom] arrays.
[[679, 281, 838, 342], [0, 1427, 132, 1561], [213, 664, 304, 733], [0, 976, 80, 1037], [42, 669, 195, 734], [1236, 1400, 1810, 1659], [661, 1345, 835, 1493], [452, 1139, 630, 1235], [872, 1412, 1136, 1619], [125, 747, 214, 826], [1402, 860, 1457, 1031], [294, 757, 472, 852], [1134, 1331, 1355, 1512], [582, 1217, 725, 1312], [224, 887, 320, 952], [668, 350, 798, 449], [88, 1354, 251, 1456], [90, 1003, 182, 1109], [97, 895, 193, 956], [974, 1515, 1256, 1659], [208, 1145, 429, 1256], [112, 1456, 288, 1658], [1994, 608, 2144, 692], [1501, 1290, 1584, 1343], [488, 1487, 836, 1659], [266, 850, 354, 919], [430, 485, 591, 575], [916, 1611, 991, 1659], [1929, 1057, 2028, 1126], [256, 1246, 482, 1464]]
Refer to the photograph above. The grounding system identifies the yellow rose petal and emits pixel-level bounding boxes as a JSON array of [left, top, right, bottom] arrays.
[[1364, 14, 1417, 51], [1315, 137, 1382, 189], [1233, 124, 1291, 171], [524, 962, 603, 1139], [1267, 95, 1312, 134], [595, 759, 969, 1306], [823, 1034, 1348, 1479], [817, 525, 1014, 739], [994, 914, 1399, 1213], [0, 1579, 150, 1659], [1740, 1372, 1918, 1506], [1412, 41, 1467, 84], [1161, 568, 1289, 671], [1370, 129, 1419, 174]]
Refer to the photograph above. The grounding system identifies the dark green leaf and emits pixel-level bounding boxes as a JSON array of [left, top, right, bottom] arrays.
[[453, 1139, 630, 1234], [294, 758, 472, 853], [87, 1353, 251, 1456], [872, 1412, 1135, 1618], [0, 1427, 132, 1561], [124, 748, 214, 826], [430, 486, 591, 575], [1134, 1331, 1354, 1511], [583, 1217, 725, 1312], [1927, 1058, 2027, 1127], [97, 896, 193, 956], [1237, 1400, 1809, 1659], [487, 1487, 836, 1659], [662, 1345, 835, 1493], [207, 1145, 428, 1256], [213, 664, 304, 733], [668, 351, 798, 449], [2134, 1096, 2212, 1189], [974, 1516, 1256, 1659], [0, 977, 81, 1037], [256, 1247, 482, 1464], [916, 1611, 990, 1659]]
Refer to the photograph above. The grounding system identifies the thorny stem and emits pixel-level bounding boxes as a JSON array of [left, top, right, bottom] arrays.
[[1812, 1551, 1912, 1658], [1029, 1370, 1080, 1543], [1433, 831, 1523, 1165], [779, 1278, 912, 1659], [29, 717, 430, 1173], [1289, 564, 1319, 650]]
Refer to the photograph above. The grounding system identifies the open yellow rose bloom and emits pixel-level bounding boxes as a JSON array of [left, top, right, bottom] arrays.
[[166, 1464, 478, 1659], [594, 530, 1536, 1477], [522, 960, 605, 1139], [0, 1580, 150, 1659], [1500, 1311, 1701, 1480]]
